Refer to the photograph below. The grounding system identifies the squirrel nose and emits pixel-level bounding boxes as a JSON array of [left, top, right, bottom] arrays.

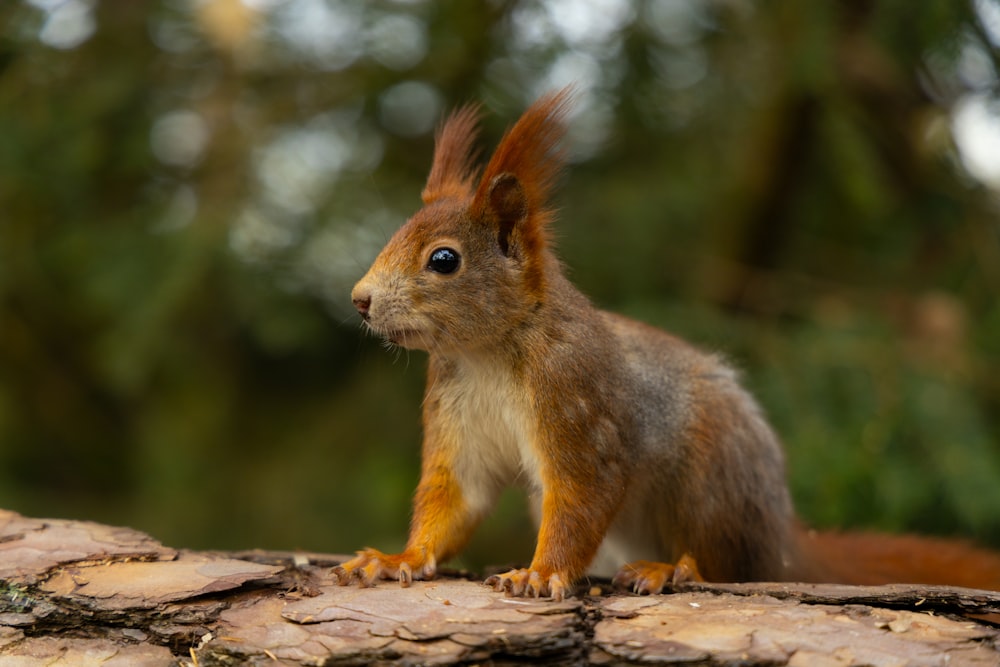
[[353, 293, 372, 320]]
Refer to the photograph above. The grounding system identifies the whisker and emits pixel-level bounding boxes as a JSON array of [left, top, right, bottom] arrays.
[[339, 311, 360, 327]]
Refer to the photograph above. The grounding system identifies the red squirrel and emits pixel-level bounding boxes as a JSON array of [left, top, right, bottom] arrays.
[[339, 88, 1000, 600]]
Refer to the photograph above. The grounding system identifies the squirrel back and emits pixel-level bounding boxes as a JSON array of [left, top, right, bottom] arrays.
[[345, 88, 1000, 599]]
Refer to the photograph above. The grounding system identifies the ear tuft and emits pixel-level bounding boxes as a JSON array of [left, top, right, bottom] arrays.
[[488, 173, 527, 256], [422, 103, 482, 204]]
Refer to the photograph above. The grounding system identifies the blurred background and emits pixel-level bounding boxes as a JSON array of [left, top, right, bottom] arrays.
[[2, 0, 1000, 571]]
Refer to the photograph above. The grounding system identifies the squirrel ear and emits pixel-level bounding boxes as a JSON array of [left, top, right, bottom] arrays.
[[487, 173, 527, 257], [471, 88, 572, 262]]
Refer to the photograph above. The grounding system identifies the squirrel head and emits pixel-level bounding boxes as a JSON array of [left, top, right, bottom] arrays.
[[352, 88, 572, 353]]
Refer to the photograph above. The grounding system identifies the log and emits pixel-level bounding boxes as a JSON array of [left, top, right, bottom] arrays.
[[1, 509, 998, 666]]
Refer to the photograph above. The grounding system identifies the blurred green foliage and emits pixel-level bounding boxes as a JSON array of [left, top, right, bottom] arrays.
[[1, 0, 1000, 571]]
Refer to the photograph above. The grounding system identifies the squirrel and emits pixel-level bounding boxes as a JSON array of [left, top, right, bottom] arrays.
[[339, 88, 1000, 600]]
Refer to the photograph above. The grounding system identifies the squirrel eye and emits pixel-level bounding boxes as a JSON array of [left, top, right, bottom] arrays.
[[427, 247, 461, 274]]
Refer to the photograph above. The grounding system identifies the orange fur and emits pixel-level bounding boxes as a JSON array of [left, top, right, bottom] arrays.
[[799, 530, 1000, 590], [347, 89, 1000, 601], [613, 555, 704, 594], [471, 89, 571, 224], [422, 104, 481, 204], [470, 89, 572, 296]]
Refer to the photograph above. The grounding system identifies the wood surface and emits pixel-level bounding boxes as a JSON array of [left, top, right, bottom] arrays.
[[1, 509, 998, 666]]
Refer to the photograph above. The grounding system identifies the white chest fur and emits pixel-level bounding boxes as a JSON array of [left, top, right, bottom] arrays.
[[436, 357, 542, 517]]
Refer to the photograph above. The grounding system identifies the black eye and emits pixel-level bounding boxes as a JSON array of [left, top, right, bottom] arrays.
[[427, 247, 461, 274]]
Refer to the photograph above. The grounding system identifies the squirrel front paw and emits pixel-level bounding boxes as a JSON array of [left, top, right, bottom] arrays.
[[612, 553, 703, 595], [484, 568, 569, 601], [332, 547, 436, 587]]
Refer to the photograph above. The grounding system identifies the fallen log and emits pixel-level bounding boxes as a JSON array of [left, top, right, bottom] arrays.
[[1, 509, 997, 665]]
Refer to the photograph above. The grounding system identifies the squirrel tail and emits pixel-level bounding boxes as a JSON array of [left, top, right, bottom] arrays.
[[796, 528, 1000, 591]]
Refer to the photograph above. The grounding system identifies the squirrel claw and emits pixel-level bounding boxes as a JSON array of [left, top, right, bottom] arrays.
[[398, 561, 413, 586], [332, 548, 435, 588], [332, 562, 365, 586], [485, 568, 568, 601], [613, 554, 704, 595]]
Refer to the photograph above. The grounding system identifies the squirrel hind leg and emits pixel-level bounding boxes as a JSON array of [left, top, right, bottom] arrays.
[[612, 554, 704, 595]]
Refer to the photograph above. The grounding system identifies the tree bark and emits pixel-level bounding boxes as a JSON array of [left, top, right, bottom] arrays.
[[1, 509, 997, 666]]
